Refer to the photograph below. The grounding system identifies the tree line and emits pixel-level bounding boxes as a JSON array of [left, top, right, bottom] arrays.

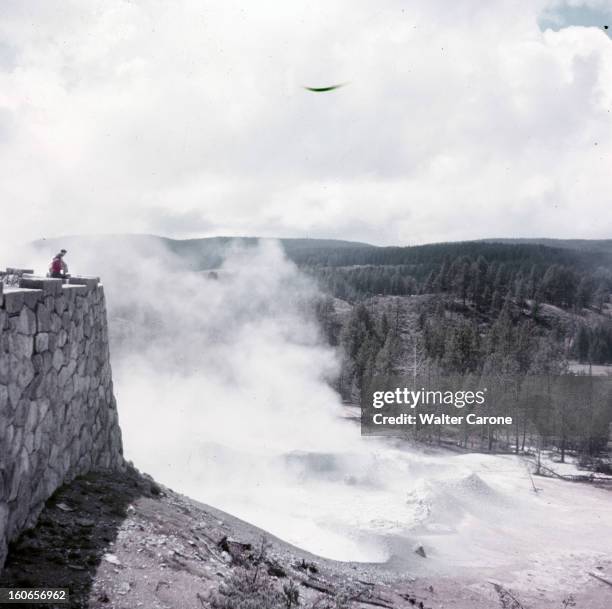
[[316, 291, 612, 461], [308, 252, 612, 313]]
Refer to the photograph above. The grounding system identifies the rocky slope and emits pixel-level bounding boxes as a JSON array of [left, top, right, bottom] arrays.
[[0, 467, 444, 609]]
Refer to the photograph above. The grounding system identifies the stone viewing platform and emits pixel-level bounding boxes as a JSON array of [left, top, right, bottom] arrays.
[[0, 268, 124, 572], [1, 268, 100, 286]]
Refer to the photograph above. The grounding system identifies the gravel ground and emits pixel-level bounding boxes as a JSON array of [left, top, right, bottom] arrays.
[[0, 467, 441, 609]]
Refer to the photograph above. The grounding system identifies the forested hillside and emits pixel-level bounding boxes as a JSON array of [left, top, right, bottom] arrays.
[[309, 241, 612, 363], [311, 241, 612, 461], [304, 241, 612, 302]]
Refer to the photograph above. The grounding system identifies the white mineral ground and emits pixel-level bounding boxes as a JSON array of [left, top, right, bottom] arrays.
[[119, 378, 612, 604]]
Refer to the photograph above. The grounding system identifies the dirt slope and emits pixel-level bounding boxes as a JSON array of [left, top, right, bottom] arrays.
[[0, 467, 440, 609]]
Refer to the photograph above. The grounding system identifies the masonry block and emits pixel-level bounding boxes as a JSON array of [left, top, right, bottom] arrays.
[[3, 290, 25, 315], [68, 276, 100, 290], [20, 277, 63, 296]]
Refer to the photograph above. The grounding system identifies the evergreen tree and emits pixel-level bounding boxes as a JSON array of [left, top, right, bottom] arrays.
[[491, 289, 503, 312], [421, 270, 436, 294], [594, 283, 609, 313], [514, 271, 526, 307], [449, 256, 471, 305], [575, 276, 592, 309], [575, 325, 590, 362], [434, 257, 451, 292]]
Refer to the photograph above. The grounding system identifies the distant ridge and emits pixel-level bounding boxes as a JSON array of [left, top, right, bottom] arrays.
[[32, 234, 374, 250], [31, 235, 375, 271], [479, 237, 612, 255], [31, 234, 612, 271]]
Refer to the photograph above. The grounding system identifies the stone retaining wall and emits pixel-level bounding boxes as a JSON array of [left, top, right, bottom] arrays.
[[0, 274, 124, 572]]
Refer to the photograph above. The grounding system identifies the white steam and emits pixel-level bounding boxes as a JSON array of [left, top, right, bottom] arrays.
[[110, 240, 354, 455], [102, 239, 392, 559]]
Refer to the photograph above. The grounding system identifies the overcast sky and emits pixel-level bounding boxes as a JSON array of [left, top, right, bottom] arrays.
[[1, 0, 611, 246]]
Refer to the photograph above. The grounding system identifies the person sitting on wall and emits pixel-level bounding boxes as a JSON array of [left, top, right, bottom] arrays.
[[49, 249, 70, 281]]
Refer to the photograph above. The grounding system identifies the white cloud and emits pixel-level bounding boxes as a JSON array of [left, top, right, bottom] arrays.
[[0, 0, 611, 245]]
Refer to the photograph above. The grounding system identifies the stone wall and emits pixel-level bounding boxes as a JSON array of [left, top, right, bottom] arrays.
[[0, 274, 124, 572]]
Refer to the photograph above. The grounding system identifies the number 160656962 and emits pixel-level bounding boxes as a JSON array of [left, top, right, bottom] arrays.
[[0, 588, 69, 604]]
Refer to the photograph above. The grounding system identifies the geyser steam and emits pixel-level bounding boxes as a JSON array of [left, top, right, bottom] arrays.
[[103, 238, 390, 559], [111, 240, 355, 459]]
